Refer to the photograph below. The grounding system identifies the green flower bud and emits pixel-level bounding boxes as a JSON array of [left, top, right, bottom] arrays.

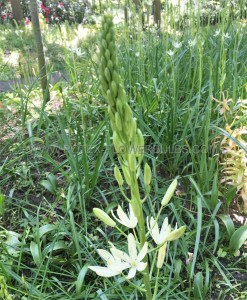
[[123, 103, 133, 121], [128, 151, 136, 172], [104, 67, 111, 83], [106, 32, 112, 43], [144, 163, 152, 185], [116, 98, 123, 115], [103, 22, 109, 32], [122, 165, 131, 185], [113, 132, 124, 153], [105, 49, 111, 60], [118, 85, 126, 101], [107, 59, 113, 71], [108, 106, 115, 122], [107, 89, 115, 106], [166, 225, 186, 242], [130, 118, 137, 139], [114, 165, 124, 186], [115, 112, 122, 131], [161, 178, 178, 206], [101, 56, 107, 69], [100, 76, 108, 93], [110, 81, 118, 98], [93, 208, 116, 227], [136, 129, 144, 147], [112, 70, 121, 85], [101, 39, 107, 50]]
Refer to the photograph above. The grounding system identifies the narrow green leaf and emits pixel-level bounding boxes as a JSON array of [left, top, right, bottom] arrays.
[[194, 272, 204, 300], [76, 264, 90, 295], [30, 241, 42, 267], [229, 224, 247, 251], [38, 224, 57, 239], [218, 215, 235, 238]]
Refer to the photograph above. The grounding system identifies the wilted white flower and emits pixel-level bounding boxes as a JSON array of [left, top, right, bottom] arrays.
[[111, 204, 137, 228], [173, 41, 182, 49]]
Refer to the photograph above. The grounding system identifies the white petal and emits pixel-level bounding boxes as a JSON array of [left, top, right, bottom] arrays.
[[110, 247, 132, 264], [128, 233, 137, 259], [136, 262, 147, 272], [129, 204, 138, 227], [150, 217, 159, 244], [127, 267, 137, 279], [137, 242, 148, 262], [158, 217, 169, 244], [117, 205, 130, 224], [109, 262, 130, 272], [89, 266, 121, 277], [157, 243, 167, 269], [97, 249, 115, 264]]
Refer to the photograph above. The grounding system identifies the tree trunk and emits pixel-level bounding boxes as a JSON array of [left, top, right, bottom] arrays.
[[133, 0, 139, 12], [153, 0, 161, 28], [10, 0, 23, 24], [124, 0, 129, 24], [30, 0, 50, 103]]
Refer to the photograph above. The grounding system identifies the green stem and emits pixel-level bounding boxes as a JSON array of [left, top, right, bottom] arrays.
[[131, 174, 152, 300], [152, 268, 160, 300]]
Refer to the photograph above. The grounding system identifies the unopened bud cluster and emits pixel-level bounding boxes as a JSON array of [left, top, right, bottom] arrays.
[[100, 15, 149, 183], [0, 276, 13, 300]]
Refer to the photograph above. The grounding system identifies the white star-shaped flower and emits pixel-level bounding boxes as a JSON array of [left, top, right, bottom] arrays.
[[111, 204, 137, 228], [89, 234, 148, 279]]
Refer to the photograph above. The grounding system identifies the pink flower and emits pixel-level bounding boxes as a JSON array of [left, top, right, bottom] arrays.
[[25, 17, 30, 26], [40, 3, 46, 10], [58, 2, 64, 8], [45, 17, 49, 23]]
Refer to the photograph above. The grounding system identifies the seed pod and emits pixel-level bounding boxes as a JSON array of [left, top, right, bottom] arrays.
[[161, 178, 178, 206], [122, 165, 131, 185], [128, 151, 136, 172], [110, 81, 118, 98], [115, 112, 122, 131], [144, 163, 152, 185], [104, 67, 111, 83], [93, 208, 116, 227], [114, 165, 124, 186]]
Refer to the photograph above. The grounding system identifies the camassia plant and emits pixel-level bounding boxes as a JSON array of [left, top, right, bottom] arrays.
[[88, 15, 186, 299]]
